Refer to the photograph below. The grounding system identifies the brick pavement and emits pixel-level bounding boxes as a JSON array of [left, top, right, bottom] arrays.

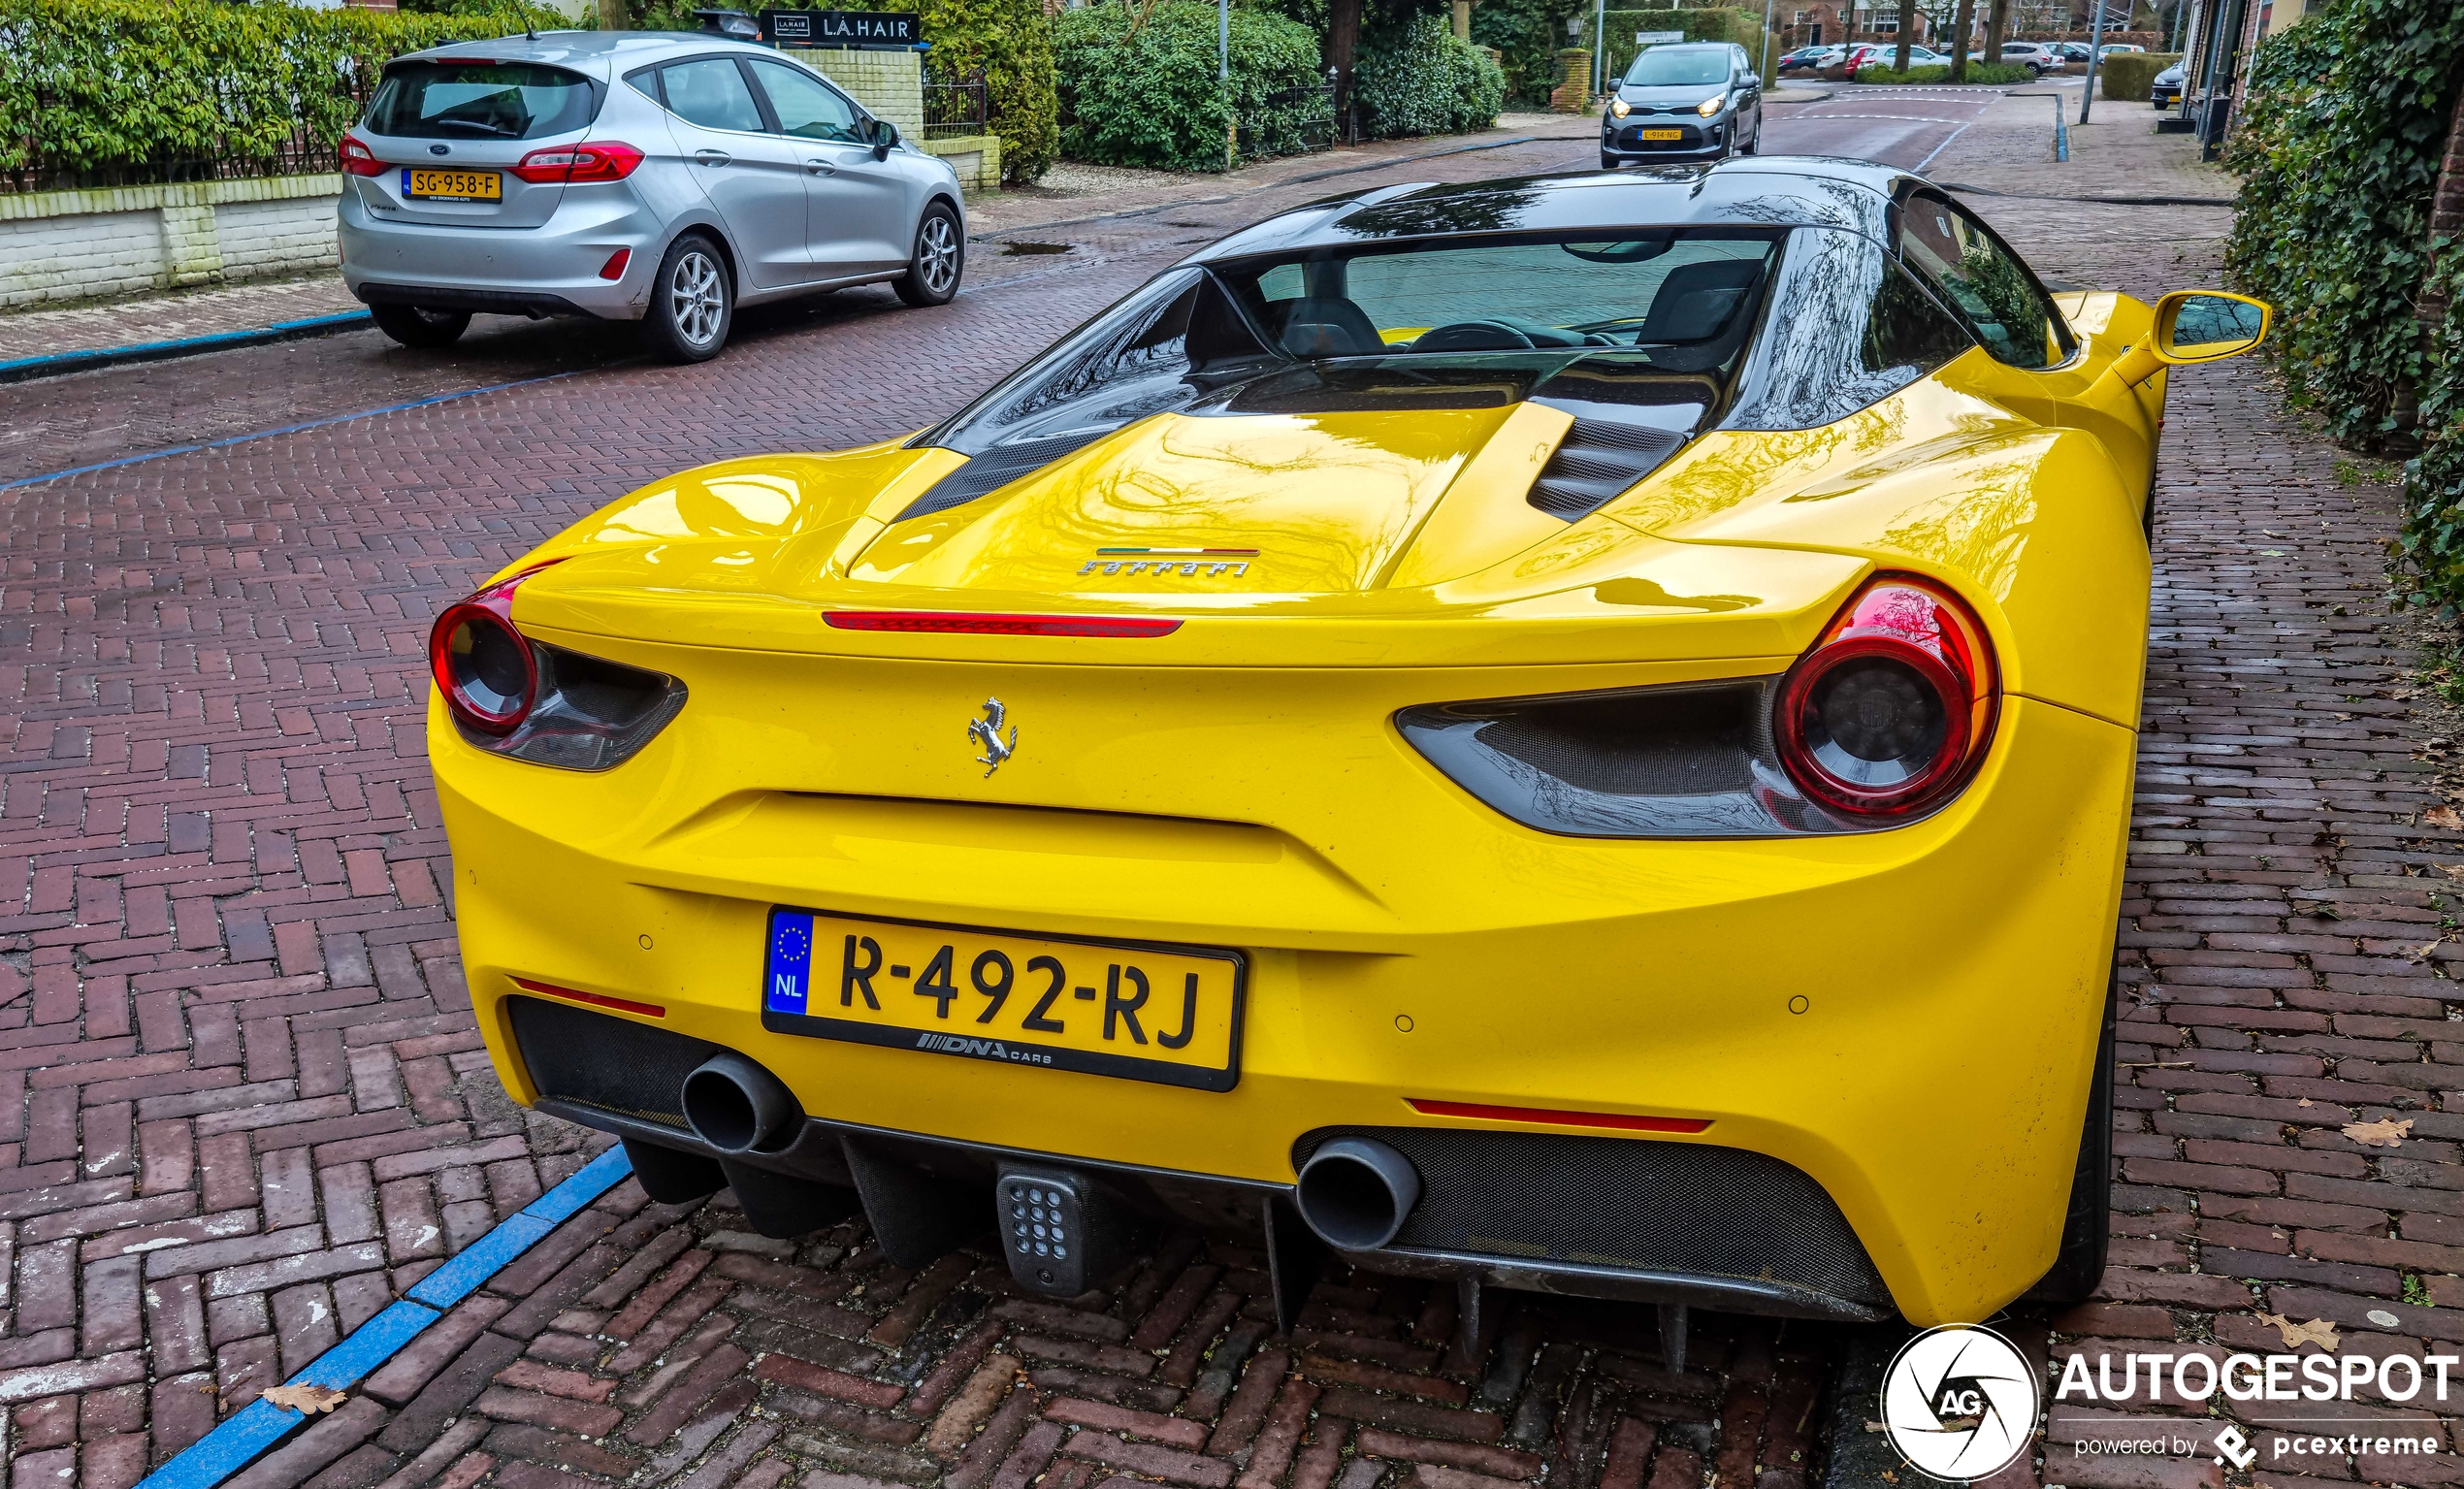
[[5, 96, 2454, 1489]]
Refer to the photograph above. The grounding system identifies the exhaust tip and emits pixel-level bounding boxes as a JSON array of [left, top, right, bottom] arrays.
[[682, 1052, 799, 1154], [1295, 1136, 1420, 1251]]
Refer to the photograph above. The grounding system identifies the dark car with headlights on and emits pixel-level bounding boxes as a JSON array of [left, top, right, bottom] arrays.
[[1602, 43, 1763, 169]]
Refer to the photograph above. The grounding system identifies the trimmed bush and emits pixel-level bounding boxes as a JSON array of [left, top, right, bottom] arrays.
[[1854, 60, 2030, 83], [0, 0, 529, 187], [918, 0, 1058, 182], [2096, 50, 2177, 101], [1597, 8, 1752, 84], [1355, 13, 1503, 139], [1054, 0, 1322, 173], [1471, 0, 1590, 108]]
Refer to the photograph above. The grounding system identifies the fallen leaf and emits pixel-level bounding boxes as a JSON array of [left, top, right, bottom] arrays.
[[260, 1384, 346, 1414], [2298, 1097, 2315, 1108], [2426, 805, 2464, 829], [2256, 1311, 2339, 1352], [2441, 864, 2464, 881], [2344, 1117, 2415, 1148], [2414, 942, 2442, 959], [1881, 1474, 1898, 1485]]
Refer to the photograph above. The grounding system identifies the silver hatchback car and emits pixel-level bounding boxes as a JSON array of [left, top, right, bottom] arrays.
[[338, 32, 967, 362]]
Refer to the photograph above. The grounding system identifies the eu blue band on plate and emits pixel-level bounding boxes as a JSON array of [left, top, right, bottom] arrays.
[[766, 909, 814, 1016]]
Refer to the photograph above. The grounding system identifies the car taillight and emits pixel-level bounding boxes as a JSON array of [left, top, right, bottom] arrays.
[[429, 563, 558, 735], [510, 141, 645, 184], [428, 560, 690, 770], [1772, 574, 1997, 817], [340, 137, 386, 178]]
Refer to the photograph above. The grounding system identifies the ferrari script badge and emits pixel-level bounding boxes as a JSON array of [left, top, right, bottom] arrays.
[[1079, 546, 1257, 579], [967, 697, 1017, 778]]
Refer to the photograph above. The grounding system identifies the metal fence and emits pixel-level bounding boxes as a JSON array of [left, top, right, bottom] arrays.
[[922, 68, 989, 139], [1234, 79, 1339, 160]]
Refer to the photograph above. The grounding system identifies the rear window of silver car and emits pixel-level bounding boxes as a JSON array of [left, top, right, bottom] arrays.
[[364, 62, 600, 141]]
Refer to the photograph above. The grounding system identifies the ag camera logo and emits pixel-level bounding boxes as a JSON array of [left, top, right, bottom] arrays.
[[1881, 1325, 2041, 1480]]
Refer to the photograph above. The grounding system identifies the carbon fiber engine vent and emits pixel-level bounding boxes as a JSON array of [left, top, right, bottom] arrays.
[[508, 995, 718, 1131], [1292, 1125, 1891, 1313], [1525, 415, 1686, 520], [895, 429, 1115, 523]]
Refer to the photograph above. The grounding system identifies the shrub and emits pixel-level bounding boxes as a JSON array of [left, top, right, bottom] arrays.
[[1470, 0, 1589, 107], [1054, 0, 1322, 172], [1596, 8, 1752, 86], [2096, 49, 2177, 100], [0, 0, 529, 188], [1355, 12, 1503, 139], [2220, 0, 2464, 612], [1855, 60, 2029, 83], [918, 0, 1058, 182]]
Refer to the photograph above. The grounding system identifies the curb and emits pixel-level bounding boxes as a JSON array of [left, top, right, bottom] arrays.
[[0, 308, 372, 386], [134, 1146, 635, 1489]]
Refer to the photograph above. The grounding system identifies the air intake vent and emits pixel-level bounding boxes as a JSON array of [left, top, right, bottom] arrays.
[[895, 429, 1114, 523], [1525, 415, 1686, 521], [507, 996, 718, 1130]]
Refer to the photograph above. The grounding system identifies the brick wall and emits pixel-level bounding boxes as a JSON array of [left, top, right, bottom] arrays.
[[216, 195, 340, 280], [0, 209, 163, 309], [0, 177, 340, 309]]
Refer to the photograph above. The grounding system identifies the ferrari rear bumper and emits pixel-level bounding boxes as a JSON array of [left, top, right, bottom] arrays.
[[438, 657, 2135, 1327]]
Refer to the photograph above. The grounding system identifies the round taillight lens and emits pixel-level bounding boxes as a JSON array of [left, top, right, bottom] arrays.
[[1775, 576, 1996, 816], [430, 601, 536, 734]]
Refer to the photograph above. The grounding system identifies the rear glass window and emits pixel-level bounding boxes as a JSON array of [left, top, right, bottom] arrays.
[[364, 62, 598, 141]]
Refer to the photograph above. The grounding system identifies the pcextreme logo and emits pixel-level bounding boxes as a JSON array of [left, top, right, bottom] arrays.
[[1882, 1324, 2460, 1481], [1880, 1325, 2040, 1480]]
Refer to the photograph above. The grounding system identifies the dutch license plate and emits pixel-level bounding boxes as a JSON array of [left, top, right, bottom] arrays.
[[403, 168, 502, 201], [760, 909, 1246, 1091], [1639, 128, 1685, 142]]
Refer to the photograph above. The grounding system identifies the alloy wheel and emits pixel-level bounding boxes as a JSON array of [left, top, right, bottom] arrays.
[[668, 250, 725, 348], [919, 215, 959, 297]]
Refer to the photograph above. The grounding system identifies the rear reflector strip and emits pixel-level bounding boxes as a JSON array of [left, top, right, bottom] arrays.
[[511, 978, 665, 1019], [1408, 1098, 1711, 1134], [825, 611, 1182, 637]]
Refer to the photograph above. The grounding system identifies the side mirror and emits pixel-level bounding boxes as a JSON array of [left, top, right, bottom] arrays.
[[2152, 289, 2270, 363], [2109, 289, 2273, 385], [871, 118, 898, 160]]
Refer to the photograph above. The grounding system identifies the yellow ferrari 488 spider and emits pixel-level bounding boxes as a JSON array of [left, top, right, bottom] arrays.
[[431, 159, 2269, 1342]]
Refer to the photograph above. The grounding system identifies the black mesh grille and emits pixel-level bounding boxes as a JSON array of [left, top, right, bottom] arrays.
[[895, 431, 1113, 522], [1527, 416, 1686, 520], [1472, 685, 1757, 796], [1295, 1126, 1890, 1311], [507, 996, 719, 1130]]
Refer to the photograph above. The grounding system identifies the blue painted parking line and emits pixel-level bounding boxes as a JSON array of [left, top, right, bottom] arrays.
[[0, 310, 373, 385], [134, 1147, 635, 1489]]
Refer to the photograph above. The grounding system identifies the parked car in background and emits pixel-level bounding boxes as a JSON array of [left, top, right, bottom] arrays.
[[1775, 44, 1840, 70], [2050, 41, 2091, 61], [2152, 59, 2186, 107], [2098, 43, 2144, 54], [1843, 42, 1950, 76], [338, 32, 967, 364], [1983, 41, 2060, 73], [1603, 42, 1763, 167]]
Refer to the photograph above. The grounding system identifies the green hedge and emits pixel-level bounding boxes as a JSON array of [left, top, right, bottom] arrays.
[[919, 0, 1057, 183], [1054, 0, 1321, 173], [1855, 61, 2032, 83], [2097, 49, 2178, 100], [2221, 0, 2464, 612], [0, 0, 528, 185], [1471, 0, 1590, 107], [1355, 13, 1503, 139], [1596, 8, 1752, 83]]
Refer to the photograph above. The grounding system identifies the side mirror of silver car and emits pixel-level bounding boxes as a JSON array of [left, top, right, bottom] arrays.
[[871, 119, 899, 160]]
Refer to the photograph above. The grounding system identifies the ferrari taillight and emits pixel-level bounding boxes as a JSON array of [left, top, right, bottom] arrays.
[[429, 563, 560, 735], [510, 141, 645, 184], [1772, 574, 1997, 817]]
